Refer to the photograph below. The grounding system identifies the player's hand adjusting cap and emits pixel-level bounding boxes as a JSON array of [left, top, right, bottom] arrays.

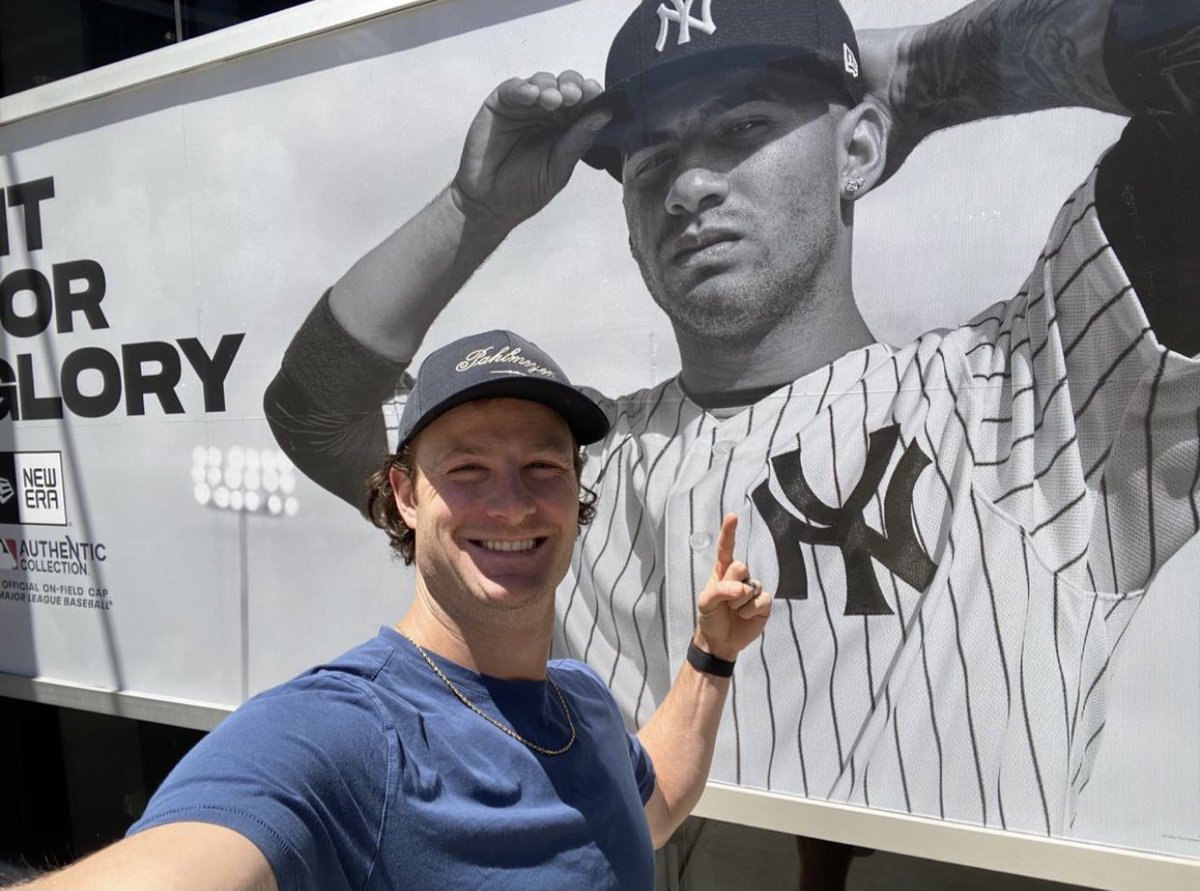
[[395, 330, 610, 451], [583, 0, 864, 181]]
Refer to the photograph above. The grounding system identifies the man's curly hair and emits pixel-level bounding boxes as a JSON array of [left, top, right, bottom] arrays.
[[366, 444, 598, 565]]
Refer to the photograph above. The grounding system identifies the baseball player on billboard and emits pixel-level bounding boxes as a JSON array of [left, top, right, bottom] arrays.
[[266, 0, 1198, 886]]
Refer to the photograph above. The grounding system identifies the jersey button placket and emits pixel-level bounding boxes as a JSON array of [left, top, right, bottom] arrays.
[[664, 423, 723, 668]]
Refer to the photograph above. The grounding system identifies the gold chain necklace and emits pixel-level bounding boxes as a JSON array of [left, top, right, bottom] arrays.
[[396, 628, 576, 756]]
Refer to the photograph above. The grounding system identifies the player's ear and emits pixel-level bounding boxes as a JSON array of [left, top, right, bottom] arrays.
[[835, 97, 888, 206], [390, 465, 418, 530]]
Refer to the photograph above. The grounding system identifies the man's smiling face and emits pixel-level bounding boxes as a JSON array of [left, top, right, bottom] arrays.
[[621, 67, 849, 344], [393, 398, 581, 625]]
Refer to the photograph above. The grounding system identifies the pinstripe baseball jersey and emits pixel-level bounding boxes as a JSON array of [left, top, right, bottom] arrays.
[[551, 164, 1200, 835]]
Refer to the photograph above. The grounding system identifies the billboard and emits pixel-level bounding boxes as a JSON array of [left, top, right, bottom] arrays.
[[0, 0, 1196, 878]]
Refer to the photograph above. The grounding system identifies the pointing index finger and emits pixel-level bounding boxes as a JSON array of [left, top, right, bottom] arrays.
[[713, 513, 738, 577]]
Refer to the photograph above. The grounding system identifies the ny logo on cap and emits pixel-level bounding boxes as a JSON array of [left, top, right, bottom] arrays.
[[655, 0, 717, 52]]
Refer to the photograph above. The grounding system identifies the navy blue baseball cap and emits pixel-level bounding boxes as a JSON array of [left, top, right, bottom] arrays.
[[583, 0, 864, 180], [396, 330, 610, 451]]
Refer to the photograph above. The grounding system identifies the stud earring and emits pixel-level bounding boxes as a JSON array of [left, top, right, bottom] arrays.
[[844, 178, 865, 196]]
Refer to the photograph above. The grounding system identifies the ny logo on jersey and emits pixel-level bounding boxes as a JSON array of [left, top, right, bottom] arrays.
[[655, 0, 717, 52], [751, 424, 937, 615]]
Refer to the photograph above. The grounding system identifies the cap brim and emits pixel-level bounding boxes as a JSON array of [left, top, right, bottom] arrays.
[[582, 47, 864, 182], [399, 377, 610, 452]]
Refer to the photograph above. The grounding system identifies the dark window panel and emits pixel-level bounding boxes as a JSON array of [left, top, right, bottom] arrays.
[[182, 1, 305, 39], [0, 1, 92, 96], [80, 0, 179, 70], [0, 0, 311, 99]]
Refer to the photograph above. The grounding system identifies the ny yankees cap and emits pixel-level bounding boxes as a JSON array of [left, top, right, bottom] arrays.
[[395, 330, 610, 451], [583, 0, 864, 180]]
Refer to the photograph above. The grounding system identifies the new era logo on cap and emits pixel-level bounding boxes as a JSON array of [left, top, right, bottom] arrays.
[[656, 0, 717, 52], [844, 42, 859, 77]]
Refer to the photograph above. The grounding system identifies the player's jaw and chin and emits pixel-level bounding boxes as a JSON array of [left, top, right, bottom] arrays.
[[627, 212, 845, 349]]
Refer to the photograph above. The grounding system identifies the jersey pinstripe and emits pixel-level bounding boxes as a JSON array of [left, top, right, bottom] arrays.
[[550, 165, 1200, 834]]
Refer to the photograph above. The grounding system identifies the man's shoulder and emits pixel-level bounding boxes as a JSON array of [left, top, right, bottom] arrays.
[[881, 166, 1111, 374], [549, 656, 603, 682], [226, 631, 402, 735], [128, 635, 399, 890], [580, 378, 681, 417], [579, 378, 694, 446], [302, 628, 399, 683], [548, 658, 620, 707]]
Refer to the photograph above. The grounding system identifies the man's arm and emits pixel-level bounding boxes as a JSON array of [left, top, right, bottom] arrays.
[[9, 823, 275, 891], [638, 514, 772, 849], [860, 0, 1129, 181], [861, 0, 1199, 358], [264, 72, 610, 509], [328, 71, 610, 362]]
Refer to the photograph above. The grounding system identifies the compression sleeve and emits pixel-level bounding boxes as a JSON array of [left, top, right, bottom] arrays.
[[263, 290, 411, 512], [1096, 116, 1200, 356], [1103, 0, 1199, 121], [1096, 1, 1200, 356]]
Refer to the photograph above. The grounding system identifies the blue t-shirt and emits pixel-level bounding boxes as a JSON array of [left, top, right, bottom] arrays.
[[130, 627, 657, 891]]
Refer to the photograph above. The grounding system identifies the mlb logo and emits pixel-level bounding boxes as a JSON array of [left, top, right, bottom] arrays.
[[0, 538, 17, 571]]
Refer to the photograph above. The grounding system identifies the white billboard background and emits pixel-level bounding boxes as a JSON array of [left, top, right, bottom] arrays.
[[0, 0, 1194, 862]]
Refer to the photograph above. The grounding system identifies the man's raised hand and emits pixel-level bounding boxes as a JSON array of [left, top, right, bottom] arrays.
[[451, 70, 610, 229], [695, 513, 773, 664]]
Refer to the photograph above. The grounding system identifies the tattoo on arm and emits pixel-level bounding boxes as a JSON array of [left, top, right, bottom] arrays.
[[902, 0, 1123, 131]]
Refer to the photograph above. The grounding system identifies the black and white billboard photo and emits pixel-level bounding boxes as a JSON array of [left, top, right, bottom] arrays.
[[0, 1, 1196, 888]]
